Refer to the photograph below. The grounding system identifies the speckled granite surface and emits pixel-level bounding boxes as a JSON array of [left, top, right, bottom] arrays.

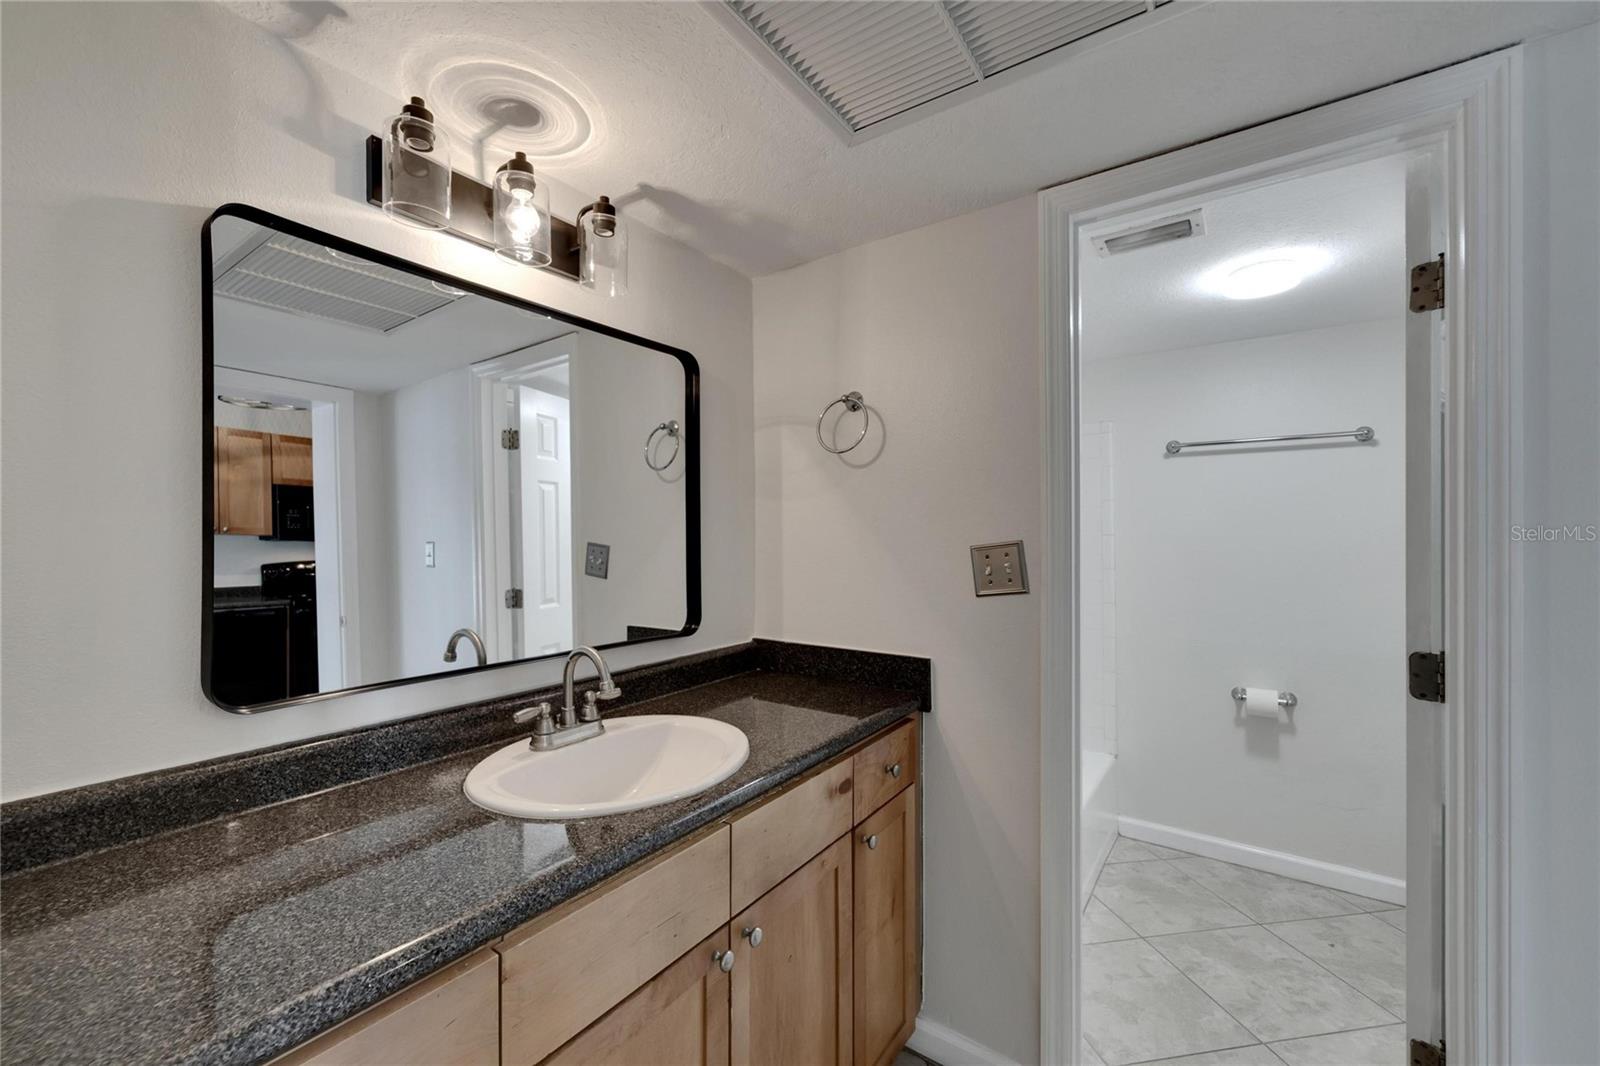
[[0, 671, 919, 1066]]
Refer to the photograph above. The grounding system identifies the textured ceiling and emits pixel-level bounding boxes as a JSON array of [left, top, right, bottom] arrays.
[[1082, 153, 1407, 359], [236, 1, 1599, 276]]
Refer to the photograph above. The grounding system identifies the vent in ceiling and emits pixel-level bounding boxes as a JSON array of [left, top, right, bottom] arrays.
[[213, 234, 465, 333], [716, 0, 1172, 139]]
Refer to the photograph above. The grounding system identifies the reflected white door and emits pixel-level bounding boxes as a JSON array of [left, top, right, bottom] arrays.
[[518, 386, 573, 657]]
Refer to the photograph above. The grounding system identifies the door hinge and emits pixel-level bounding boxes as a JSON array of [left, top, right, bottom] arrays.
[[1409, 650, 1445, 702], [1410, 1038, 1445, 1066], [504, 588, 523, 609], [501, 429, 520, 450], [1410, 254, 1445, 312]]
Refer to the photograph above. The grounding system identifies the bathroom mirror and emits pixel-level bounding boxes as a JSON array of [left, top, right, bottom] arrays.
[[201, 205, 698, 712]]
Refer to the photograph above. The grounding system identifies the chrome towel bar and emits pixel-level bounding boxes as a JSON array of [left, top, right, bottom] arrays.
[[1165, 426, 1374, 455]]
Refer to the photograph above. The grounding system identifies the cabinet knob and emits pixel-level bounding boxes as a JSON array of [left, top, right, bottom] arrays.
[[886, 762, 902, 779], [741, 926, 764, 947], [863, 833, 880, 850], [714, 949, 735, 973]]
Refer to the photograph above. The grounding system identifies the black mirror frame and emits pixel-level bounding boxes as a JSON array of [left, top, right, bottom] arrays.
[[201, 203, 701, 714]]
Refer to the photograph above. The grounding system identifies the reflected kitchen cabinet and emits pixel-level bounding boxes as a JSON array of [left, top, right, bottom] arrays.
[[271, 433, 313, 486], [213, 426, 273, 536]]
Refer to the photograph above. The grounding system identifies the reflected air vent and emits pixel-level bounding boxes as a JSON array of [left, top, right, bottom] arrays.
[[213, 234, 466, 333], [718, 1, 1166, 137], [1090, 210, 1205, 257]]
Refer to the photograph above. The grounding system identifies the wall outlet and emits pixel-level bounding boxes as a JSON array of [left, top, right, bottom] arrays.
[[971, 541, 1028, 596], [585, 542, 610, 579]]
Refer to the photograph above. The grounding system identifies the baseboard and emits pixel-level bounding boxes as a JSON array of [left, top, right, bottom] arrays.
[[907, 1014, 1024, 1066], [1082, 821, 1117, 903], [1117, 815, 1406, 906]]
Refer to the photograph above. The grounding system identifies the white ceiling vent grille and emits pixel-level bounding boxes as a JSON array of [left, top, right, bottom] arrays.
[[213, 234, 464, 333], [717, 1, 1172, 139]]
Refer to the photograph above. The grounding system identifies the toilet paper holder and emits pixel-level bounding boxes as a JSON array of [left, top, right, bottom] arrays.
[[1231, 686, 1298, 709]]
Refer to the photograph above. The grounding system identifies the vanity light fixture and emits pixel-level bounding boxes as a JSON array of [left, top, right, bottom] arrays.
[[365, 95, 628, 295], [578, 196, 628, 296], [381, 97, 451, 230], [493, 152, 552, 266]]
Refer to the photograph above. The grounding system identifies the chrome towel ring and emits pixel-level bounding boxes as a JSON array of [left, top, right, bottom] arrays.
[[817, 391, 869, 455], [645, 419, 681, 471]]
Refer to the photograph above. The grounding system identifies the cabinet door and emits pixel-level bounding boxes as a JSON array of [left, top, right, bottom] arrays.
[[542, 930, 730, 1066], [271, 433, 314, 486], [730, 835, 852, 1066], [215, 427, 273, 535], [853, 787, 919, 1066]]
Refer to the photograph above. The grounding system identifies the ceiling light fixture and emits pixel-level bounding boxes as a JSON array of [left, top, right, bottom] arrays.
[[367, 95, 628, 296], [218, 395, 306, 411], [1198, 247, 1332, 301]]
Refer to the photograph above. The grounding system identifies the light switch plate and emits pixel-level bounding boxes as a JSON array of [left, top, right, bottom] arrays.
[[424, 541, 436, 568], [585, 542, 610, 579], [971, 541, 1028, 596]]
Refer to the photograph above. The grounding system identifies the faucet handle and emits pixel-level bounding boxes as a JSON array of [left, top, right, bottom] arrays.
[[513, 702, 554, 734], [596, 679, 622, 701]]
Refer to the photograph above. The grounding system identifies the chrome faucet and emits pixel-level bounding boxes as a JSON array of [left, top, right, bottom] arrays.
[[443, 627, 487, 667], [513, 646, 622, 751]]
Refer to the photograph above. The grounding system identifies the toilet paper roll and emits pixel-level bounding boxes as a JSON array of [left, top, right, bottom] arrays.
[[1242, 686, 1288, 722]]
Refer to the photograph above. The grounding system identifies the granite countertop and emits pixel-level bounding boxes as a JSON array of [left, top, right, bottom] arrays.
[[0, 672, 919, 1066]]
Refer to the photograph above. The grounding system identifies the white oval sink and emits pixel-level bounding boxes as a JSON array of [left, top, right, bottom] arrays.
[[463, 715, 749, 820]]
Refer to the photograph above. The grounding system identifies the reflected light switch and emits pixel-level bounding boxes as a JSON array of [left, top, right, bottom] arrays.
[[424, 541, 436, 568]]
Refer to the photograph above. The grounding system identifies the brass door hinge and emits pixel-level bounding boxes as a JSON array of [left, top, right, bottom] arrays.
[[1410, 254, 1445, 312], [1410, 1038, 1445, 1066]]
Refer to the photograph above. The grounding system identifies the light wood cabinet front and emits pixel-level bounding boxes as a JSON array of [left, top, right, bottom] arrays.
[[541, 929, 730, 1066], [271, 433, 314, 486], [852, 719, 916, 823], [729, 835, 853, 1066], [272, 949, 498, 1066], [730, 760, 852, 914], [215, 427, 273, 536], [853, 787, 920, 1066]]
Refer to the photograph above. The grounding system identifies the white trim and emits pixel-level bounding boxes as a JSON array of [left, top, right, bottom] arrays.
[[1040, 49, 1520, 1066], [907, 1015, 1025, 1066], [1082, 825, 1116, 905], [1117, 816, 1406, 906]]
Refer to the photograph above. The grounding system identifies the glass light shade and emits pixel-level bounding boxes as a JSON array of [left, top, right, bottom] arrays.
[[382, 98, 451, 230], [493, 156, 551, 267], [579, 197, 628, 297]]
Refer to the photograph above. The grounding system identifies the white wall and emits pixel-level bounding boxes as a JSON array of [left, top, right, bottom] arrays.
[[754, 196, 1041, 1065], [1510, 21, 1600, 1065], [1085, 319, 1408, 880], [0, 1, 753, 800], [385, 368, 478, 679], [570, 334, 688, 644]]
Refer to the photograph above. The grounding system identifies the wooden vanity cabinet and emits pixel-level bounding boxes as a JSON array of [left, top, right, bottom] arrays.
[[276, 716, 920, 1066], [729, 835, 854, 1066], [213, 427, 273, 536], [852, 787, 919, 1066]]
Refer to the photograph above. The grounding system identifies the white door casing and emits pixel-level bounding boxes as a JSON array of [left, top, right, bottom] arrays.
[[1040, 49, 1521, 1066]]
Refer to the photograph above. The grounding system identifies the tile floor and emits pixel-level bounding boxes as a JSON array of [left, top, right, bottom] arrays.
[[1082, 837, 1408, 1066]]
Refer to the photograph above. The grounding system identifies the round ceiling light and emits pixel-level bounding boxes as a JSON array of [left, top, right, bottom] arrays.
[[1197, 247, 1332, 301]]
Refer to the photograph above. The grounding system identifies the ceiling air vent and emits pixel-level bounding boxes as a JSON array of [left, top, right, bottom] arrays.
[[213, 233, 465, 333], [1090, 209, 1205, 257], [713, 0, 1176, 141]]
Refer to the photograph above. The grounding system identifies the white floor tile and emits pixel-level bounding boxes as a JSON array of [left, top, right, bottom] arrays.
[[1095, 862, 1253, 937], [1084, 897, 1140, 943], [1330, 887, 1397, 913], [1266, 915, 1406, 1017], [1166, 858, 1374, 924], [1149, 926, 1397, 1042], [1269, 1024, 1407, 1065], [1082, 939, 1255, 1065], [1373, 908, 1406, 932], [1140, 1046, 1284, 1066]]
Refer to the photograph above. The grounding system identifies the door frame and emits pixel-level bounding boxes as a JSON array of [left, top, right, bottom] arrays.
[[1039, 48, 1521, 1065]]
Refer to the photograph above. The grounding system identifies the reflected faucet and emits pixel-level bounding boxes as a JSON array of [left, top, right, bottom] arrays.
[[443, 628, 487, 667]]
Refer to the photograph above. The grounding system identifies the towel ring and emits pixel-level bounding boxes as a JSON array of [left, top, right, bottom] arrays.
[[817, 391, 869, 455], [645, 420, 681, 471]]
